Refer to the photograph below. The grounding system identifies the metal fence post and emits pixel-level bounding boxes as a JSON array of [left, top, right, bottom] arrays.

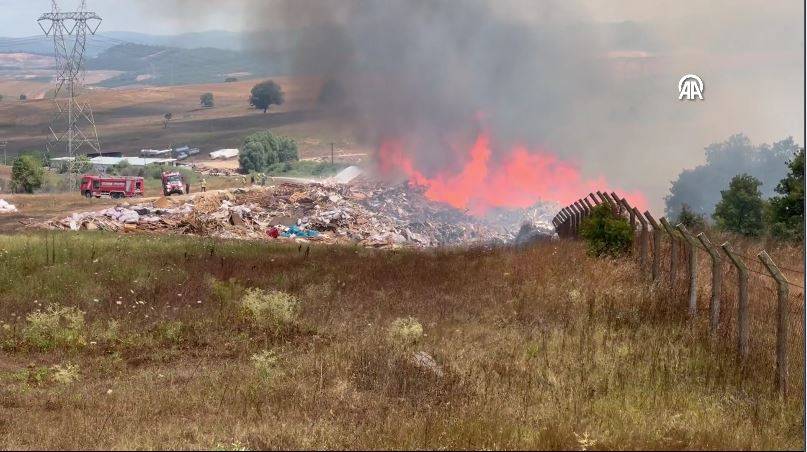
[[721, 242, 749, 364], [644, 211, 661, 283], [634, 207, 649, 268], [620, 198, 635, 251], [596, 191, 609, 208], [696, 232, 722, 336], [601, 192, 618, 215], [758, 250, 789, 397], [623, 199, 636, 231], [676, 224, 698, 317], [659, 217, 679, 290], [563, 207, 573, 238], [575, 201, 588, 231], [569, 205, 578, 237]]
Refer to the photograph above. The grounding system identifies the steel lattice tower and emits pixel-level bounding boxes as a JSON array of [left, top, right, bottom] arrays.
[[38, 0, 101, 185]]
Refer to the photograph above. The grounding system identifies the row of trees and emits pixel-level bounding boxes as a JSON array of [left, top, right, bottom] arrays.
[[665, 134, 797, 219], [676, 148, 804, 240], [585, 147, 803, 257]]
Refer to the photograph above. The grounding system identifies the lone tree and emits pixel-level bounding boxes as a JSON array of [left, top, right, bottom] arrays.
[[713, 173, 767, 237], [580, 203, 633, 257], [239, 131, 298, 173], [11, 155, 44, 193], [249, 80, 284, 113], [163, 112, 173, 129], [200, 92, 214, 108], [769, 147, 805, 240]]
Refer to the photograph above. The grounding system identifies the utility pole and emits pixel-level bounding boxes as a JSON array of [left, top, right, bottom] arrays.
[[0, 140, 7, 166], [330, 142, 334, 165], [38, 0, 102, 189]]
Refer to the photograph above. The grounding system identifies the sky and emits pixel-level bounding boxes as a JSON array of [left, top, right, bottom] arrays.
[[0, 0, 246, 37]]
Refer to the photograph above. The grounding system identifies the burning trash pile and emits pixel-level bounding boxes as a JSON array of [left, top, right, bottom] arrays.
[[38, 182, 557, 248]]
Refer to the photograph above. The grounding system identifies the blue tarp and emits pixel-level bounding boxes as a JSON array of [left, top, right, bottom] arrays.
[[282, 225, 319, 238]]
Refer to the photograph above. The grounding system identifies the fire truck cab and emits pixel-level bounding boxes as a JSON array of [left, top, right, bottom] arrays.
[[80, 175, 144, 199], [161, 171, 186, 196]]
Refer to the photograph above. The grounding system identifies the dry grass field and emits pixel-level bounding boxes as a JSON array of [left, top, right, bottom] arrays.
[[0, 232, 802, 449], [0, 76, 363, 162]]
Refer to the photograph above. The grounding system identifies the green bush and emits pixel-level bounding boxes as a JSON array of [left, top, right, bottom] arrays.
[[768, 148, 804, 241], [239, 131, 298, 173], [713, 173, 767, 237], [240, 288, 299, 333], [23, 304, 86, 350], [676, 203, 706, 231], [387, 317, 423, 348], [580, 203, 633, 257], [11, 155, 44, 193], [200, 92, 214, 108]]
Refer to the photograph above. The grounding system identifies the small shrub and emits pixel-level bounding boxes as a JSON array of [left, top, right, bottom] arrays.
[[240, 288, 299, 332], [580, 203, 633, 257], [209, 277, 245, 306], [155, 320, 184, 346], [23, 304, 86, 350], [50, 363, 80, 385], [91, 319, 120, 344], [387, 317, 423, 348], [677, 203, 706, 231]]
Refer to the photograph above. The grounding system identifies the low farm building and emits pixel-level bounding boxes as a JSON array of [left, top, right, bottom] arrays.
[[50, 156, 177, 172]]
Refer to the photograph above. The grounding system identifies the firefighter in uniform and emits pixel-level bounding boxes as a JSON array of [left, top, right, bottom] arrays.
[[201, 178, 207, 192]]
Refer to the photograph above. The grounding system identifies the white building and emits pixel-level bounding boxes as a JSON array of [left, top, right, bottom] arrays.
[[210, 148, 239, 159]]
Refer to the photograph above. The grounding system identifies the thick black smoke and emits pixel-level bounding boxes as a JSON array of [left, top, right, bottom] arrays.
[[247, 0, 618, 173]]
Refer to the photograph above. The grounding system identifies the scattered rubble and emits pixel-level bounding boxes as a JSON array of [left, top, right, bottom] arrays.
[[37, 181, 556, 248], [188, 164, 239, 177], [0, 199, 17, 213]]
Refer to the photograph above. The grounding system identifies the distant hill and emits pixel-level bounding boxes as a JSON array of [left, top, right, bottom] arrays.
[[85, 43, 274, 86], [102, 30, 245, 51]]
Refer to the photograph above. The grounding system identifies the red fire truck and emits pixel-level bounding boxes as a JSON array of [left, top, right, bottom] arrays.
[[80, 175, 145, 199], [161, 171, 186, 196]]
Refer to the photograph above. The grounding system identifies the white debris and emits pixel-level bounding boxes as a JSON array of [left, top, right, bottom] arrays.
[[209, 148, 240, 159], [0, 199, 17, 213]]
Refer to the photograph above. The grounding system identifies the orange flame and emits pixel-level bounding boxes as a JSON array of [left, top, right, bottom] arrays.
[[378, 131, 647, 215]]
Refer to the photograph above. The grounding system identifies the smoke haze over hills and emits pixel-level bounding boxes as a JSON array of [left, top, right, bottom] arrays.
[[150, 0, 805, 212]]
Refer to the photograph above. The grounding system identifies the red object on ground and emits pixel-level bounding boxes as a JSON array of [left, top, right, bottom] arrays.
[[266, 227, 280, 238], [79, 175, 144, 199]]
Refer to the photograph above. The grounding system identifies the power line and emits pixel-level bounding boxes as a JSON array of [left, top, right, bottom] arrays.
[[37, 0, 102, 188]]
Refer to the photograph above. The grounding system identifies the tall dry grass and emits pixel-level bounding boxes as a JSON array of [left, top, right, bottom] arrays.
[[0, 231, 802, 449]]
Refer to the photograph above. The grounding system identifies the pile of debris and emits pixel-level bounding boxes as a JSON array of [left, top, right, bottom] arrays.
[[0, 199, 17, 213], [189, 164, 239, 177], [38, 182, 556, 248]]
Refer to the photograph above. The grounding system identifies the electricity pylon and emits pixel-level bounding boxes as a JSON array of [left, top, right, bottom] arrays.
[[38, 0, 101, 187]]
